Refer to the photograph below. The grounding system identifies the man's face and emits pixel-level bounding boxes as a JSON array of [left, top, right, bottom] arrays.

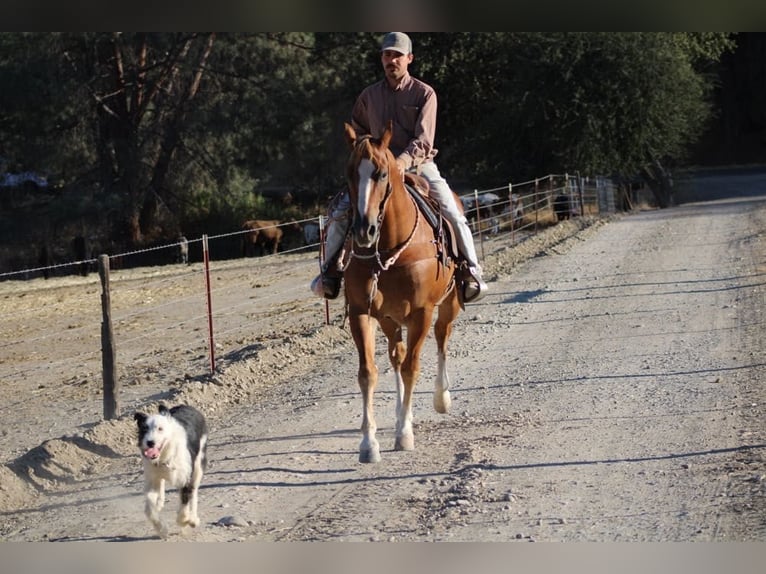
[[381, 50, 413, 83]]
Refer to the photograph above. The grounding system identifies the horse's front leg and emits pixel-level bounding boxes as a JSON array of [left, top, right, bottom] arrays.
[[396, 308, 435, 451], [348, 311, 380, 463]]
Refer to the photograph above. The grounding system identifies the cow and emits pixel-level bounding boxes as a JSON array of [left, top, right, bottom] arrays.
[[461, 192, 503, 234], [279, 219, 306, 252], [241, 219, 284, 256], [553, 194, 573, 221]]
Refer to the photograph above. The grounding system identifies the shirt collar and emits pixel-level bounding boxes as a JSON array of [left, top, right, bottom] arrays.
[[386, 71, 411, 92]]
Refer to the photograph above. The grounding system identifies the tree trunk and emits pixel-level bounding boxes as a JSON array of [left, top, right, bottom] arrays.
[[641, 160, 674, 208]]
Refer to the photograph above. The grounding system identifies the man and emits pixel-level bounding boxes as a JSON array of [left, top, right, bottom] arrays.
[[311, 31, 488, 303]]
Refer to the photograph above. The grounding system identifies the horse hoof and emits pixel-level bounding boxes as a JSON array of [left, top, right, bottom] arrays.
[[359, 448, 381, 463], [434, 391, 451, 414]]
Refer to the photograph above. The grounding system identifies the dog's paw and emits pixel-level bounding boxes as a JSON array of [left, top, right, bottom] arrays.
[[177, 512, 200, 528], [154, 523, 169, 540]]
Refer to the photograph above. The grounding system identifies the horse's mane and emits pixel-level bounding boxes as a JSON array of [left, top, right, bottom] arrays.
[[349, 133, 391, 173]]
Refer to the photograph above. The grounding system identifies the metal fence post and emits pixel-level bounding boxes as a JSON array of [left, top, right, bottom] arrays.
[[202, 234, 216, 374]]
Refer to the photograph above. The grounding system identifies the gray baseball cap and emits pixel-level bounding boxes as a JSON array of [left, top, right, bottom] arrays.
[[381, 32, 412, 55]]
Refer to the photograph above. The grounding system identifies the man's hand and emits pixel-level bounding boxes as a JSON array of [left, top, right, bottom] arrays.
[[395, 157, 408, 178]]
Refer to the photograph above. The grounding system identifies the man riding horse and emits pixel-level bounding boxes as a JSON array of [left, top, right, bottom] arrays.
[[311, 32, 488, 304]]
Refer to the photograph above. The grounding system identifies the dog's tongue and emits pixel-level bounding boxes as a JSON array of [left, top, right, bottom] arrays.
[[143, 446, 161, 459]]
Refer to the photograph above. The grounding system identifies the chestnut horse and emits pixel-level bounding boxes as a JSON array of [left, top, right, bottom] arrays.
[[342, 122, 462, 463]]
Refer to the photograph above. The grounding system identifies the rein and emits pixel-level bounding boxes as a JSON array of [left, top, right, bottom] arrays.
[[347, 173, 422, 310], [348, 186, 420, 272]]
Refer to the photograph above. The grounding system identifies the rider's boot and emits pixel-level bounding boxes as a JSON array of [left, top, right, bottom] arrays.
[[452, 216, 488, 303], [310, 216, 349, 300], [461, 263, 488, 303]]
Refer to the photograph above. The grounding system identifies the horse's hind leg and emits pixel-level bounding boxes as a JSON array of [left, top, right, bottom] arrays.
[[379, 319, 408, 448], [349, 312, 381, 463], [433, 294, 460, 414]]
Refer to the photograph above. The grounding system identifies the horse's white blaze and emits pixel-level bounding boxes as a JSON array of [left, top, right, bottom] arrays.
[[356, 158, 375, 222]]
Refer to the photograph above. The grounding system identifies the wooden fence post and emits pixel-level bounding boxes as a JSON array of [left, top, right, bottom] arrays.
[[98, 254, 119, 420]]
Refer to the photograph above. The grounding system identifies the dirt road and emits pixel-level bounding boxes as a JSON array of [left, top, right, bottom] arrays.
[[1, 169, 764, 542]]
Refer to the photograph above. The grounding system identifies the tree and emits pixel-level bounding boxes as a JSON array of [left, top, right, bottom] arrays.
[[0, 32, 741, 270], [0, 33, 344, 246], [84, 32, 217, 244], [0, 33, 219, 245], [0, 33, 96, 183], [413, 33, 733, 206]]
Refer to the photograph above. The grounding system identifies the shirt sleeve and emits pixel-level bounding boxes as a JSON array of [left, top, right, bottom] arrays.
[[350, 90, 371, 137], [403, 86, 437, 169]]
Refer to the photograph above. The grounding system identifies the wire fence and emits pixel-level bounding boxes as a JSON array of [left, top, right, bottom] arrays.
[[0, 173, 618, 456]]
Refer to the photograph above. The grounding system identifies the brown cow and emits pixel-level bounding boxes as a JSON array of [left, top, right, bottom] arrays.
[[242, 219, 284, 256]]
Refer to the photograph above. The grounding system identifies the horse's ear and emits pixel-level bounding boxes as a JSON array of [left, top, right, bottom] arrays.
[[343, 123, 357, 148], [381, 121, 393, 150]]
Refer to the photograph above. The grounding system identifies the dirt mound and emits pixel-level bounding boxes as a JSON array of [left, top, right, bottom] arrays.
[[8, 419, 134, 492], [0, 466, 38, 513]]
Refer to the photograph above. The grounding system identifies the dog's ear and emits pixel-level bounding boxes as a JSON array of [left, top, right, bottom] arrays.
[[158, 404, 169, 416], [134, 412, 147, 425]]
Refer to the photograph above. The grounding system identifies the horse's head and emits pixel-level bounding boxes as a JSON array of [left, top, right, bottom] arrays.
[[344, 121, 396, 248]]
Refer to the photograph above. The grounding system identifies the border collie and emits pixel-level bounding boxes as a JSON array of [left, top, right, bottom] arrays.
[[134, 404, 208, 539]]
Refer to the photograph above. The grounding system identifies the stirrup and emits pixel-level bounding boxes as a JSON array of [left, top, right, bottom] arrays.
[[461, 266, 487, 303], [310, 273, 342, 300]]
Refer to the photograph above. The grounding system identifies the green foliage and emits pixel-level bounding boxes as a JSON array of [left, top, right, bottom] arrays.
[[415, 32, 734, 185], [0, 32, 741, 268], [0, 33, 97, 182]]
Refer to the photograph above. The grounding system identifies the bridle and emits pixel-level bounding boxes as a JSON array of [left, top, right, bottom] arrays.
[[349, 201, 420, 272], [344, 137, 422, 307], [346, 137, 420, 272]]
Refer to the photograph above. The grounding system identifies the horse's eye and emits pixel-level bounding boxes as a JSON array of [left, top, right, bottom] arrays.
[[378, 170, 388, 181]]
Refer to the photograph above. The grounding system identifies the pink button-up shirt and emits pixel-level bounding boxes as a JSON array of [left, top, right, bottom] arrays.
[[351, 72, 438, 170]]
